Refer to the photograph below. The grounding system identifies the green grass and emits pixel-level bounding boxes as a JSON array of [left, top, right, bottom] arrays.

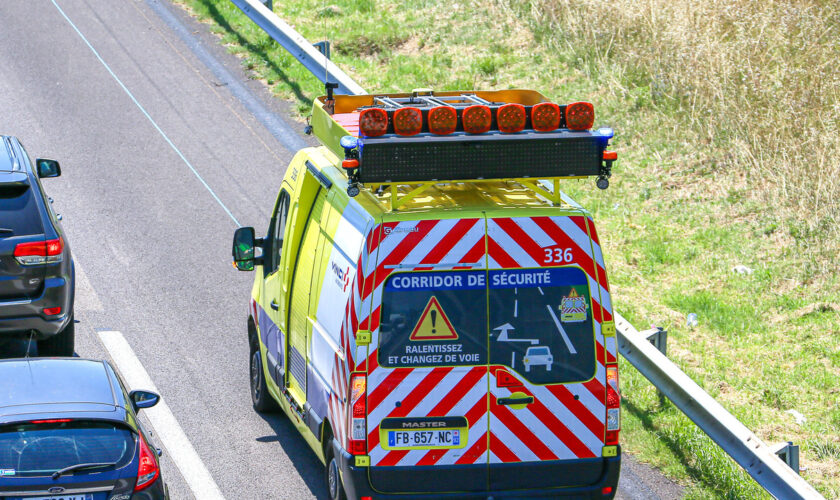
[[172, 0, 840, 497]]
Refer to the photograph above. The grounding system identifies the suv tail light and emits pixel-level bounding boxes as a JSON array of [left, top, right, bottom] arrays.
[[134, 433, 160, 492], [14, 237, 63, 266], [605, 364, 620, 445], [347, 373, 366, 455]]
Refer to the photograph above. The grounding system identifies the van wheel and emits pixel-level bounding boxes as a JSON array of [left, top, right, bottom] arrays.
[[325, 445, 347, 500], [250, 337, 278, 412], [38, 314, 75, 357]]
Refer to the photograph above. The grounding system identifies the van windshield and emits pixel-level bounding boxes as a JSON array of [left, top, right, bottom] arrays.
[[379, 271, 488, 368], [488, 267, 596, 384]]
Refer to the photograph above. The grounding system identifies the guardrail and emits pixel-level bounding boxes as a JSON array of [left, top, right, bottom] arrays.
[[230, 0, 365, 96], [227, 2, 825, 498], [615, 313, 823, 499]]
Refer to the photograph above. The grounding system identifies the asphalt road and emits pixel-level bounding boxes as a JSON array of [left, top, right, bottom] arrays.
[[0, 1, 684, 498]]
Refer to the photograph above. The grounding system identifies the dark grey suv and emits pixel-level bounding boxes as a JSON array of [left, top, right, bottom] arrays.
[[0, 135, 74, 356]]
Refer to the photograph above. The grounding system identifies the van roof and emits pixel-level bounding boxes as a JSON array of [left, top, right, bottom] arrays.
[[306, 146, 587, 218]]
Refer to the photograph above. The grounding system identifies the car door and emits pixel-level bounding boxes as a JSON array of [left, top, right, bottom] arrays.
[[285, 183, 328, 406], [365, 215, 491, 495], [261, 188, 291, 388], [485, 214, 608, 490]]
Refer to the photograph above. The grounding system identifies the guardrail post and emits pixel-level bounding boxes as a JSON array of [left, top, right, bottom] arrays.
[[313, 41, 331, 60], [773, 442, 801, 475], [643, 327, 667, 356], [641, 327, 668, 404]]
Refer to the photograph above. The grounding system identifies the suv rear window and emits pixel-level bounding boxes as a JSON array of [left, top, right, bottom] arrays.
[[0, 184, 41, 236], [379, 271, 488, 368], [0, 420, 135, 477]]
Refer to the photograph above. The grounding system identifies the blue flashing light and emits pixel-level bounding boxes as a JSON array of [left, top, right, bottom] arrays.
[[597, 127, 614, 140], [340, 135, 358, 152], [596, 127, 614, 148]]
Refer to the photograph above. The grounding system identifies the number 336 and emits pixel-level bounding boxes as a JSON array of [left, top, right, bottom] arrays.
[[544, 247, 573, 263]]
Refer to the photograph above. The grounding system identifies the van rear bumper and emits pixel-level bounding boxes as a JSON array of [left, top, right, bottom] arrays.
[[336, 442, 620, 500]]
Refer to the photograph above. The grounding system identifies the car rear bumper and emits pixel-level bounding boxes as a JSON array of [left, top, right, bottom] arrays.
[[0, 276, 72, 339], [335, 441, 620, 499]]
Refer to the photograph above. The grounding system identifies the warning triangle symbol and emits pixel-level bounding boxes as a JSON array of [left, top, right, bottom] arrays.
[[410, 296, 458, 341]]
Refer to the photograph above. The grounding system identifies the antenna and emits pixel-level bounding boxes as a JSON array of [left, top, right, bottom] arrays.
[[25, 330, 34, 358], [324, 82, 338, 115]]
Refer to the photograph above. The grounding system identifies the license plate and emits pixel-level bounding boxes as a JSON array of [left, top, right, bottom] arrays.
[[387, 429, 461, 449], [13, 495, 92, 500]]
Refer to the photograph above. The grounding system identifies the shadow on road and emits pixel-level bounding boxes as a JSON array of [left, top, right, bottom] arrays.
[[196, 0, 310, 105], [256, 411, 328, 499]]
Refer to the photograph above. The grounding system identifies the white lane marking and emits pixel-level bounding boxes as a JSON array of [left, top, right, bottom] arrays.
[[97, 330, 226, 500], [514, 299, 518, 318], [72, 260, 103, 312], [545, 305, 577, 354], [49, 0, 241, 227]]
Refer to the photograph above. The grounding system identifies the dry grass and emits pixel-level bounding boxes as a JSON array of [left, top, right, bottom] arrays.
[[518, 0, 840, 275]]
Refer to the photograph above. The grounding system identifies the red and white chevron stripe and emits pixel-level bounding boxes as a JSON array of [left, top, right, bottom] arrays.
[[486, 216, 609, 463], [358, 214, 612, 467]]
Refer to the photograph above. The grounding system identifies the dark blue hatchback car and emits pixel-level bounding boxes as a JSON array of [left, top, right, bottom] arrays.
[[0, 358, 167, 499]]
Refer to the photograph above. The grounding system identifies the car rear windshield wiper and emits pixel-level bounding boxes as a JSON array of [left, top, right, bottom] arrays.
[[0, 228, 13, 235], [51, 461, 118, 479]]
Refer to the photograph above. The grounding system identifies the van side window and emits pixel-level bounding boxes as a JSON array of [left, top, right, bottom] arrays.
[[270, 190, 290, 273]]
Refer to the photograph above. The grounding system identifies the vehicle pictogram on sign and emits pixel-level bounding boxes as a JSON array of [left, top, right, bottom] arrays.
[[410, 296, 458, 341], [560, 288, 588, 323]]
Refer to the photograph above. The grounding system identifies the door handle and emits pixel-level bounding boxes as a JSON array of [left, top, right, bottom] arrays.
[[270, 300, 279, 311], [497, 396, 534, 406]]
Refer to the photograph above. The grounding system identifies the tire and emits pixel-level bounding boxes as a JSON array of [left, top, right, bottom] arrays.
[[38, 314, 75, 357], [324, 443, 347, 500], [249, 337, 278, 412]]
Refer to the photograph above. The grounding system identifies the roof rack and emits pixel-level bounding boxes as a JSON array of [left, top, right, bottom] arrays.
[[308, 89, 617, 208]]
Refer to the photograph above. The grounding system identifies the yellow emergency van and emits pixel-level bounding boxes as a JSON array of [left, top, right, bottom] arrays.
[[232, 89, 621, 500]]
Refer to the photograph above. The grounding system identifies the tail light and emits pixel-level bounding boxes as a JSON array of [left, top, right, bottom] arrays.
[[347, 373, 367, 455], [134, 433, 160, 492], [605, 364, 620, 445], [428, 106, 457, 135], [14, 237, 63, 266], [496, 103, 526, 133], [565, 101, 594, 130], [359, 108, 388, 137], [531, 102, 561, 132], [393, 107, 422, 136], [462, 105, 492, 134]]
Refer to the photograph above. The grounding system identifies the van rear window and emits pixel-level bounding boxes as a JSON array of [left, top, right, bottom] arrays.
[[488, 268, 596, 384], [379, 271, 487, 368]]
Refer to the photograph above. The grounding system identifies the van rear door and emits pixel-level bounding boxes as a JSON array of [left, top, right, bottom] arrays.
[[485, 214, 610, 490], [365, 216, 489, 495]]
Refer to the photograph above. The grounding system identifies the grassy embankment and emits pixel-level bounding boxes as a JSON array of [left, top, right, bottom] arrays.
[[173, 0, 839, 497]]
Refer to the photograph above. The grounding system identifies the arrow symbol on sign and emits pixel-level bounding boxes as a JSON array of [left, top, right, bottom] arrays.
[[493, 323, 539, 345]]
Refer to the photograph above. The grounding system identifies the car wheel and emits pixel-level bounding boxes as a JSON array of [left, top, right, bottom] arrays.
[[38, 313, 75, 357], [250, 338, 278, 413], [325, 445, 347, 500]]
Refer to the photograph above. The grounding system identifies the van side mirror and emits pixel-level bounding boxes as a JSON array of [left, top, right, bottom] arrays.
[[232, 227, 259, 271], [128, 390, 160, 412], [36, 159, 61, 178]]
